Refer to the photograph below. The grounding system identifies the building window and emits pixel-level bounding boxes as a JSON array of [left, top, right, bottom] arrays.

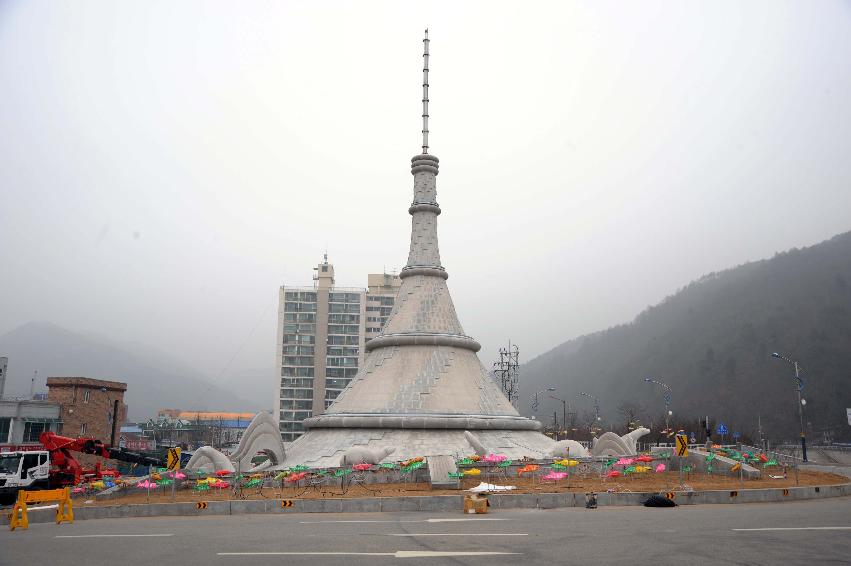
[[80, 423, 87, 436], [0, 417, 10, 443], [84, 390, 91, 403], [23, 422, 47, 443]]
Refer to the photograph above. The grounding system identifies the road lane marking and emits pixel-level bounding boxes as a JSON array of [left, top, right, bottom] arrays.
[[388, 533, 526, 537], [733, 527, 851, 532], [299, 518, 507, 524], [56, 534, 175, 538], [218, 551, 520, 558], [426, 518, 507, 523]]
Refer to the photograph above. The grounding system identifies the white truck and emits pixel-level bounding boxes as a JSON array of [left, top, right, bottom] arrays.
[[0, 450, 52, 503]]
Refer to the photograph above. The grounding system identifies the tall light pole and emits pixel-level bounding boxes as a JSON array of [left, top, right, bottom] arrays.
[[644, 378, 673, 439], [530, 387, 556, 413], [771, 352, 808, 462], [549, 395, 567, 441], [578, 392, 601, 435]]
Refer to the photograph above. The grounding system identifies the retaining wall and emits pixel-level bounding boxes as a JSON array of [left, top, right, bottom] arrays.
[[4, 483, 849, 526]]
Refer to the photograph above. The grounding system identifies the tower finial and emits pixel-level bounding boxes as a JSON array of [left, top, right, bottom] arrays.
[[422, 28, 429, 154]]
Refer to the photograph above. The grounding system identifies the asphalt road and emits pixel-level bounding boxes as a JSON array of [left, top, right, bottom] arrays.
[[2, 497, 850, 565]]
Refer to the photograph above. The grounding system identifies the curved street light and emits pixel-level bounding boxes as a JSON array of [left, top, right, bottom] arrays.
[[530, 386, 556, 413], [771, 352, 808, 462], [578, 392, 601, 435], [644, 378, 673, 439]]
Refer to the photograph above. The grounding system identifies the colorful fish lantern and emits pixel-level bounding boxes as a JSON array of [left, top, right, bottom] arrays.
[[634, 465, 650, 473], [606, 470, 621, 478], [470, 455, 481, 462], [655, 463, 666, 473], [764, 459, 778, 467], [542, 471, 567, 481], [448, 472, 464, 479], [551, 463, 567, 471], [731, 463, 742, 472], [636, 455, 654, 463], [615, 458, 634, 467], [463, 468, 482, 476], [554, 459, 569, 467], [193, 483, 210, 491], [291, 464, 310, 472], [379, 462, 398, 469], [401, 457, 425, 468], [215, 470, 231, 477], [483, 453, 507, 463], [456, 458, 474, 466], [605, 458, 616, 468], [291, 471, 310, 482], [705, 453, 716, 462], [624, 466, 636, 474], [243, 478, 262, 488], [517, 464, 539, 476], [758, 454, 768, 463], [352, 463, 372, 471], [72, 487, 85, 494]]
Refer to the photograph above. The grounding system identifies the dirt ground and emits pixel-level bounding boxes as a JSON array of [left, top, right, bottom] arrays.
[[80, 470, 847, 507]]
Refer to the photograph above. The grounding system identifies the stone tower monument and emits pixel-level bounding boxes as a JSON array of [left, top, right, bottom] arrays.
[[282, 31, 555, 467]]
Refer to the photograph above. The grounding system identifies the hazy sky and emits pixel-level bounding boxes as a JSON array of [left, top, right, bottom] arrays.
[[2, 1, 850, 399]]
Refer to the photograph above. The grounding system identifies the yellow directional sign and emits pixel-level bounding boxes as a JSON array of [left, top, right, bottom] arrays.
[[676, 434, 688, 458], [167, 447, 181, 471]]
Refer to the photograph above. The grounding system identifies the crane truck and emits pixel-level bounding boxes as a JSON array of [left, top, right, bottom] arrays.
[[0, 431, 165, 503]]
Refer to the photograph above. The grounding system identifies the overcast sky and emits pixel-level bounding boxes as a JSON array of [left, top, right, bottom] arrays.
[[2, 1, 850, 399]]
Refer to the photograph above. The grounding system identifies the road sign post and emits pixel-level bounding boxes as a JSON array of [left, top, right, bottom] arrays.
[[167, 448, 181, 501], [675, 434, 688, 489]]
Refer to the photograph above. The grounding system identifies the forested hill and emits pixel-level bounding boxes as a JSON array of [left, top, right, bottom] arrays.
[[519, 231, 851, 442]]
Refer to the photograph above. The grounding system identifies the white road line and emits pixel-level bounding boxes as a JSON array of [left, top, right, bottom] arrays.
[[388, 533, 528, 537], [299, 518, 507, 524], [55, 534, 175, 538], [733, 527, 851, 532], [218, 551, 520, 558], [426, 518, 507, 523]]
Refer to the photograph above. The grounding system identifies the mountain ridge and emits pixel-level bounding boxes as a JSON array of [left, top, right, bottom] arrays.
[[0, 321, 265, 420], [519, 230, 851, 442]]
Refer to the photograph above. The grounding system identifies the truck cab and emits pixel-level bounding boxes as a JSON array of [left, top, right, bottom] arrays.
[[0, 451, 51, 503]]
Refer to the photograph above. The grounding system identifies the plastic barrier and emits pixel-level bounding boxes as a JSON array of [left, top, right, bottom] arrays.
[[9, 487, 74, 531]]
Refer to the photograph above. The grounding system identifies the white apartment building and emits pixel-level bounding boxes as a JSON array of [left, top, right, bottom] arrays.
[[274, 258, 401, 441]]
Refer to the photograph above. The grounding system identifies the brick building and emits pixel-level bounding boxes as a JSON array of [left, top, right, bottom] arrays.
[[46, 377, 127, 443]]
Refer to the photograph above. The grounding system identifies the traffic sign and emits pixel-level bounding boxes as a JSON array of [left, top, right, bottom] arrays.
[[167, 447, 181, 471], [732, 431, 741, 439], [716, 423, 728, 436], [676, 434, 688, 457], [689, 433, 696, 444]]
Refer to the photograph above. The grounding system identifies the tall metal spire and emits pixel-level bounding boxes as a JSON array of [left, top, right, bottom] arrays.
[[422, 28, 430, 154]]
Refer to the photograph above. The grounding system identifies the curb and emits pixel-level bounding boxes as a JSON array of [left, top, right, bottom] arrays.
[[4, 483, 849, 526]]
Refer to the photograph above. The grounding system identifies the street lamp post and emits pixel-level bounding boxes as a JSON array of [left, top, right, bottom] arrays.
[[530, 387, 556, 413], [578, 392, 601, 435], [549, 395, 567, 441], [771, 352, 808, 462], [644, 378, 673, 441]]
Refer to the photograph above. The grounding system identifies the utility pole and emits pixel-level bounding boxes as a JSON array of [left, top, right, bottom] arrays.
[[771, 352, 808, 462], [493, 342, 520, 407]]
